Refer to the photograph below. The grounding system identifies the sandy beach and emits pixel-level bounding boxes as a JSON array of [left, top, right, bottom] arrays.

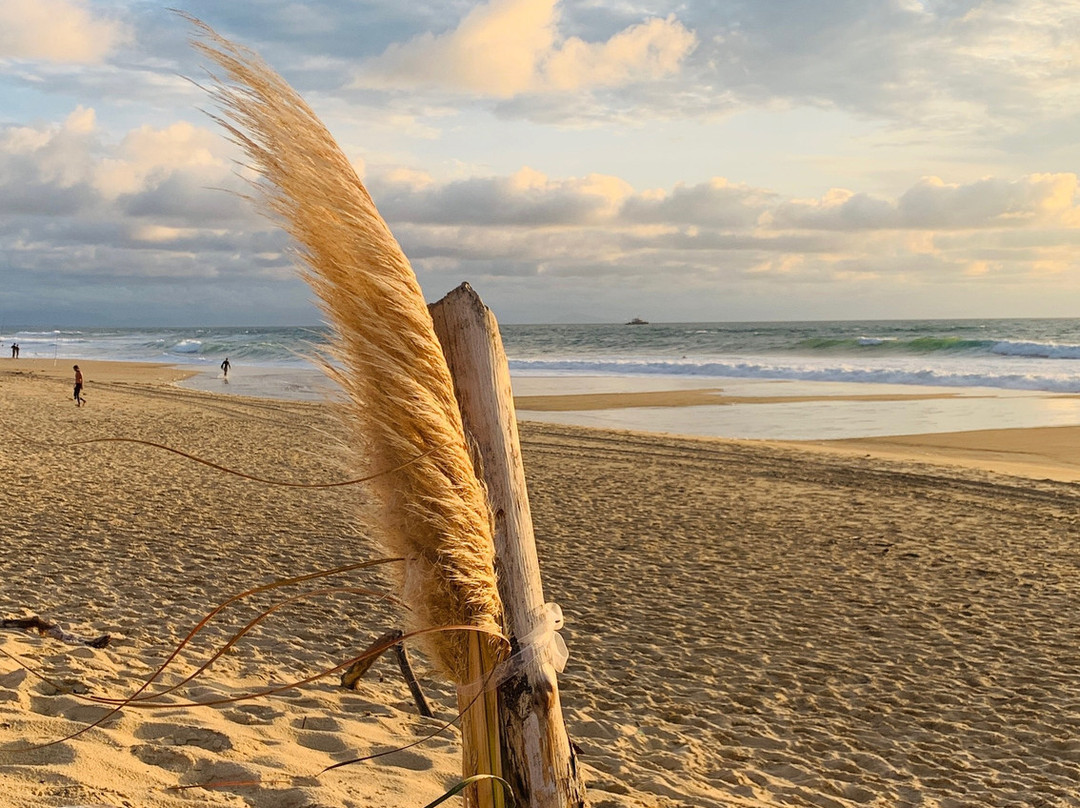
[[2, 360, 1080, 807]]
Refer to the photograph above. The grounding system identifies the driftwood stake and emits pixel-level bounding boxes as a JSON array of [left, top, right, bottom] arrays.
[[340, 629, 434, 718], [430, 284, 588, 808], [1, 616, 110, 648]]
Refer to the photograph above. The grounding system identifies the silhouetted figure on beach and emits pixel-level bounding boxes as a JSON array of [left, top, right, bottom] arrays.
[[221, 357, 231, 379], [10, 343, 17, 358], [73, 365, 85, 407]]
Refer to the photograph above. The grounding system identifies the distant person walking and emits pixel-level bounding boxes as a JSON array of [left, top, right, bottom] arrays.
[[10, 342, 16, 358], [220, 357, 231, 379], [73, 365, 85, 407]]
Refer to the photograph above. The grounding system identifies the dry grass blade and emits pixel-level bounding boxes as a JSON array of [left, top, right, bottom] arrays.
[[0, 560, 399, 750], [0, 419, 452, 489], [86, 585, 401, 707]]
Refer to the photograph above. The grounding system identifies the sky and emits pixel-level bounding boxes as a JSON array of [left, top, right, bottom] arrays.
[[2, 0, 1080, 326]]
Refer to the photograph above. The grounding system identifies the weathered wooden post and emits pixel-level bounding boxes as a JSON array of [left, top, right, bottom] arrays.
[[430, 283, 588, 808]]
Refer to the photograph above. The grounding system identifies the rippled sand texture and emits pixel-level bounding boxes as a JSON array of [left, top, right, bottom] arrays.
[[0, 366, 462, 808], [527, 425, 1080, 808], [2, 362, 1080, 807]]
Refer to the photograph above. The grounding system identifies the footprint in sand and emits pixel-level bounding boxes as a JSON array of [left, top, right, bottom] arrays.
[[134, 722, 232, 751], [290, 715, 341, 732], [180, 758, 259, 787], [366, 748, 433, 771], [27, 695, 120, 728], [0, 670, 28, 707], [0, 738, 78, 765], [131, 743, 195, 773], [0, 668, 29, 690], [254, 786, 335, 808], [296, 731, 348, 753], [223, 703, 284, 725]]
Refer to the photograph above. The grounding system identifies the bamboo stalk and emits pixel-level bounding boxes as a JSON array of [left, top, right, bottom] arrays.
[[459, 633, 506, 808]]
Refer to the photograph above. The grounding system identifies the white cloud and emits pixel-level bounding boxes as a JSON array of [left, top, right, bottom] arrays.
[[95, 122, 229, 199], [0, 107, 100, 210], [898, 174, 1080, 228], [354, 0, 696, 96], [767, 174, 1080, 231], [0, 110, 271, 295], [6, 97, 1077, 313], [541, 14, 697, 91], [0, 0, 130, 63], [6, 1, 1080, 322], [371, 165, 634, 224], [621, 178, 775, 227], [360, 166, 1080, 313]]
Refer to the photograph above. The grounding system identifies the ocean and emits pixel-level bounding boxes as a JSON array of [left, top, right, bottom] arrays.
[[6, 319, 1080, 439]]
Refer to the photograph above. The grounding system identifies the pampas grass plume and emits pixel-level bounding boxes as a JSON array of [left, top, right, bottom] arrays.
[[184, 15, 504, 685]]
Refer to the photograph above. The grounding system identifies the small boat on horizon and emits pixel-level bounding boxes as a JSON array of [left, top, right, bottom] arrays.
[[626, 317, 649, 325]]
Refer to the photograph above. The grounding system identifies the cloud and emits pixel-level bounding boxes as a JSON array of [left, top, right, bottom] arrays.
[[0, 110, 276, 306], [353, 165, 1080, 321], [6, 100, 1077, 314], [118, 172, 259, 227], [694, 0, 1080, 134], [621, 178, 775, 228], [897, 174, 1080, 229], [0, 107, 100, 214], [768, 174, 1080, 231], [766, 189, 897, 231], [372, 166, 633, 225], [0, 0, 130, 63], [96, 122, 228, 198], [541, 14, 698, 91], [354, 0, 696, 96]]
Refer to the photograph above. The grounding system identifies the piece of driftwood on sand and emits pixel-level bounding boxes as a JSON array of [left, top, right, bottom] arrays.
[[340, 629, 434, 718], [431, 284, 587, 807], [1, 616, 111, 649]]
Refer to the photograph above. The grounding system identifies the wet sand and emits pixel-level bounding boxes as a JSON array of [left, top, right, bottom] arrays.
[[513, 389, 967, 411]]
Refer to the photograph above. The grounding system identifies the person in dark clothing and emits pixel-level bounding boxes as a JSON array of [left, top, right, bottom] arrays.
[[73, 365, 85, 406]]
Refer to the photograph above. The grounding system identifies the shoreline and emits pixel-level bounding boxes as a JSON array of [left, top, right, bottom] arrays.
[[0, 357, 200, 385], [5, 357, 1080, 482]]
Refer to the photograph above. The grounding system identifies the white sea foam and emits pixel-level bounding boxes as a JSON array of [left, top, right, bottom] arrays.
[[508, 356, 1080, 394], [171, 339, 203, 354], [990, 339, 1080, 359]]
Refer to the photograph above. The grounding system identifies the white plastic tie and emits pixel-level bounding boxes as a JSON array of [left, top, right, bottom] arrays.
[[516, 602, 568, 674], [458, 602, 568, 698]]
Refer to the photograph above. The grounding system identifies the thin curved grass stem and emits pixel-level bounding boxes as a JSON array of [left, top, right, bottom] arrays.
[[169, 633, 506, 791], [0, 420, 450, 489], [167, 776, 294, 792], [4, 623, 502, 751], [3, 559, 402, 750], [318, 651, 502, 776], [86, 585, 400, 706], [0, 566, 397, 699], [120, 623, 503, 711], [0, 561, 402, 701]]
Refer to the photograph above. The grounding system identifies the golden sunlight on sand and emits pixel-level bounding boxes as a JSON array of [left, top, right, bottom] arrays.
[[2, 361, 1080, 807]]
